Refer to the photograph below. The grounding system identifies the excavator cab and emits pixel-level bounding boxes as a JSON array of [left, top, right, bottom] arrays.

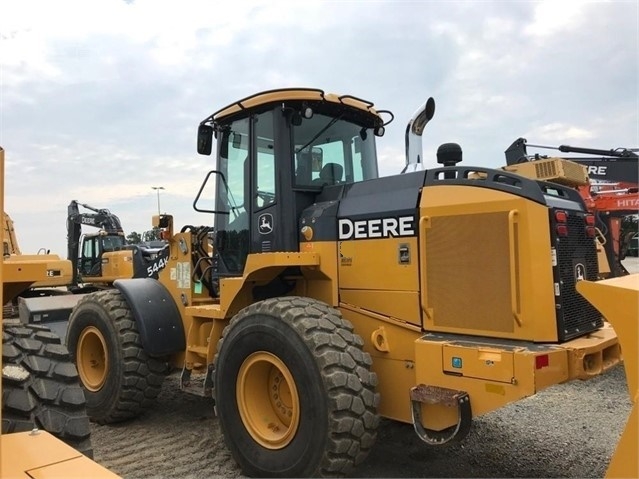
[[78, 232, 126, 277], [195, 89, 384, 279]]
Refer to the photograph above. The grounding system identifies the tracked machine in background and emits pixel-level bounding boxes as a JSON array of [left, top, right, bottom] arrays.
[[66, 200, 169, 289], [63, 88, 627, 477], [504, 138, 638, 278]]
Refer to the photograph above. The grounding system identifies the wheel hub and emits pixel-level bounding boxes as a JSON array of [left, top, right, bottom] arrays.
[[237, 351, 300, 449], [77, 326, 108, 392]]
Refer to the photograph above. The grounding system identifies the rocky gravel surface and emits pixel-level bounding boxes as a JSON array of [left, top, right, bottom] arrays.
[[90, 364, 631, 478]]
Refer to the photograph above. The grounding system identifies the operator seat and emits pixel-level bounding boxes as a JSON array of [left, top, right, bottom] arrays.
[[313, 162, 343, 186]]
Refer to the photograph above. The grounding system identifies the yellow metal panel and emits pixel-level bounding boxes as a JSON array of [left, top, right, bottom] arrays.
[[338, 237, 418, 291], [605, 405, 638, 478], [28, 455, 121, 479], [420, 185, 558, 342], [299, 241, 339, 306], [423, 212, 513, 333], [0, 431, 120, 478], [412, 322, 620, 431], [504, 158, 589, 187], [513, 346, 569, 392], [577, 275, 638, 396], [576, 275, 639, 479], [2, 261, 47, 304], [442, 345, 514, 383], [100, 251, 134, 280], [339, 303, 421, 423], [214, 89, 380, 121], [340, 289, 421, 326], [6, 254, 73, 288], [560, 323, 620, 381], [415, 337, 551, 430]]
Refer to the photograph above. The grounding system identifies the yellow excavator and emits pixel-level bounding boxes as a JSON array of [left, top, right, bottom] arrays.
[[1, 147, 119, 478], [2, 212, 73, 304]]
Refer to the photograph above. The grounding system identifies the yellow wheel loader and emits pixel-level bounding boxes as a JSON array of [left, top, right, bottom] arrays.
[[61, 89, 630, 477]]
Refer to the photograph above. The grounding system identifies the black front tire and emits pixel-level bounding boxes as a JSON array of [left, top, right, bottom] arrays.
[[214, 296, 379, 477], [2, 322, 93, 457], [66, 290, 167, 424]]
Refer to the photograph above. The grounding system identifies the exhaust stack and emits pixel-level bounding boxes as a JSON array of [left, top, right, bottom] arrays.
[[404, 97, 435, 172]]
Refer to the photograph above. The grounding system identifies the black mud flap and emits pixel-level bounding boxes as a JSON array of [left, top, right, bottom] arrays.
[[410, 384, 472, 445], [114, 278, 185, 357]]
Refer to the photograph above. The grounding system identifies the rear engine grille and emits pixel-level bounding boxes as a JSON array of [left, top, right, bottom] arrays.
[[554, 213, 603, 341], [535, 161, 558, 179]]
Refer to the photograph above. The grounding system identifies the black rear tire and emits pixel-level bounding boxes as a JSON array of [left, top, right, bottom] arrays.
[[2, 322, 93, 457], [214, 296, 379, 477], [66, 290, 167, 424]]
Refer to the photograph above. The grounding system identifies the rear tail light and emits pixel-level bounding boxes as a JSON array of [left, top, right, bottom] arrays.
[[555, 210, 569, 236], [555, 210, 568, 223]]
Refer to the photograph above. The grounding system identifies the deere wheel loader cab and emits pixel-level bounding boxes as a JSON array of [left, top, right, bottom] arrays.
[[195, 88, 383, 280]]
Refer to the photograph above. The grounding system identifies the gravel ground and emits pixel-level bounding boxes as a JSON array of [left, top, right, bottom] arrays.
[[89, 352, 632, 478]]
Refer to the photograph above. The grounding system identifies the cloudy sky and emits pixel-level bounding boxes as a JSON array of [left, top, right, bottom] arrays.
[[1, 0, 637, 255]]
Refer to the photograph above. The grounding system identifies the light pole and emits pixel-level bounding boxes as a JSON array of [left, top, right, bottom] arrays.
[[151, 186, 165, 215]]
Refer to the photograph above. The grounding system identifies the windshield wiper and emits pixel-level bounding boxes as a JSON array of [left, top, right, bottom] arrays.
[[295, 115, 343, 153]]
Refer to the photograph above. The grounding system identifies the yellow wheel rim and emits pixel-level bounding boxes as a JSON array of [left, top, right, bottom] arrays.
[[236, 351, 300, 449], [77, 326, 108, 392]]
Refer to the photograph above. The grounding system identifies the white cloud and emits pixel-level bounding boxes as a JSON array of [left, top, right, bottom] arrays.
[[0, 0, 637, 255], [524, 0, 587, 37], [524, 122, 595, 142]]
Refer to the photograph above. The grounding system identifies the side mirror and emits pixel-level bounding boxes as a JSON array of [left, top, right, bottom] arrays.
[[197, 124, 214, 155]]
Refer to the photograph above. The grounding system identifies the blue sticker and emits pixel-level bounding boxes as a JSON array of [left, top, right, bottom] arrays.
[[452, 357, 462, 369]]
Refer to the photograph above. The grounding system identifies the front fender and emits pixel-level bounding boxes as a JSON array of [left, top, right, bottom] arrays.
[[114, 278, 185, 356]]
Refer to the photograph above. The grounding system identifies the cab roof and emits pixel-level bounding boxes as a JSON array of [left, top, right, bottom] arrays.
[[202, 87, 385, 125]]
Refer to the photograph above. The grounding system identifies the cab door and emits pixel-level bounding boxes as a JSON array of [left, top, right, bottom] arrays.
[[250, 111, 278, 254]]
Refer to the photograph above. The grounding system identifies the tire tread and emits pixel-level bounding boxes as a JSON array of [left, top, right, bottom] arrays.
[[217, 296, 379, 477], [2, 322, 93, 457], [68, 290, 166, 424]]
